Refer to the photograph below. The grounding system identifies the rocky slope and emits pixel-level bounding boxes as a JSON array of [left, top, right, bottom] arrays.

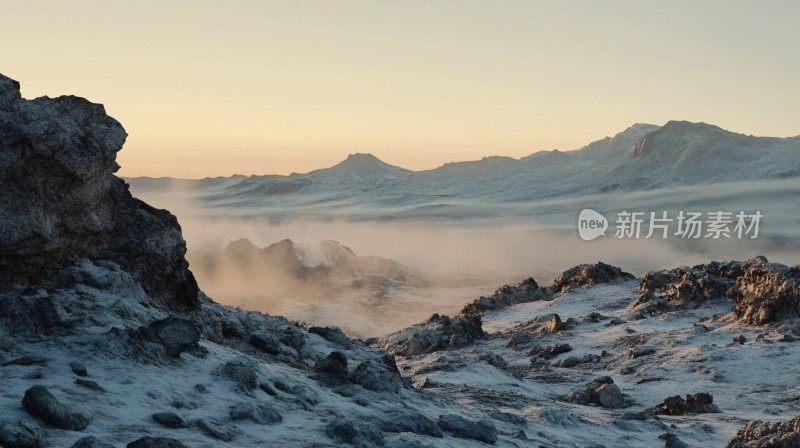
[[2, 73, 800, 448], [0, 74, 198, 311]]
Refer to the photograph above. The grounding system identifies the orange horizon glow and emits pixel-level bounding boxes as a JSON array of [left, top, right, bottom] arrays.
[[4, 1, 799, 178]]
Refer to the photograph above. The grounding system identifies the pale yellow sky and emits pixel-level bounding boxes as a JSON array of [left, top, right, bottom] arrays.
[[3, 1, 799, 178]]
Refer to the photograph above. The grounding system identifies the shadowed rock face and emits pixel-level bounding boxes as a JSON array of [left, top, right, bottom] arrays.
[[0, 73, 198, 310]]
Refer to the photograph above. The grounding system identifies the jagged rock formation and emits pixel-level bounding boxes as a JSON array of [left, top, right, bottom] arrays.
[[0, 73, 198, 311], [730, 261, 800, 325], [725, 416, 800, 447], [552, 262, 636, 292], [633, 256, 800, 325]]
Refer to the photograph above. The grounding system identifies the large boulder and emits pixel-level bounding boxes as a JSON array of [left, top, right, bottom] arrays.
[[0, 419, 43, 448], [0, 73, 198, 311], [21, 385, 91, 431]]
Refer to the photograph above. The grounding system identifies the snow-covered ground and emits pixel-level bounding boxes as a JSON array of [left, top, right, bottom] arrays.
[[3, 261, 798, 447]]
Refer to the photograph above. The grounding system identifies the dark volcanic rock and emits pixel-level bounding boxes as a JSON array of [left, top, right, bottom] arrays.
[[380, 312, 485, 357], [552, 262, 635, 292], [218, 357, 260, 392], [135, 317, 201, 358], [230, 402, 282, 425], [650, 393, 721, 416], [0, 73, 198, 311], [325, 417, 385, 447], [729, 261, 800, 325], [309, 326, 351, 347], [126, 437, 187, 448], [70, 361, 88, 377], [460, 277, 552, 316], [660, 433, 690, 448], [313, 351, 350, 385], [0, 418, 43, 448], [437, 414, 497, 444], [379, 409, 442, 438], [69, 436, 116, 448], [351, 354, 403, 392], [725, 415, 800, 448], [563, 377, 625, 409], [151, 412, 187, 429], [2, 357, 47, 367], [22, 385, 91, 430]]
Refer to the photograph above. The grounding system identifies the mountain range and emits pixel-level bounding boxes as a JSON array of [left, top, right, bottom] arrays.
[[128, 121, 800, 204]]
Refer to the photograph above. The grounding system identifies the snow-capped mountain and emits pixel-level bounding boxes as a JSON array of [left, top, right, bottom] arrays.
[[127, 120, 800, 209]]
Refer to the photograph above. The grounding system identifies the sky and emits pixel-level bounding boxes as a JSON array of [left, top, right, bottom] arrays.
[[3, 0, 799, 178]]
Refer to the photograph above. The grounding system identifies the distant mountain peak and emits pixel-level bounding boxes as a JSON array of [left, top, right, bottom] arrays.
[[326, 152, 409, 175]]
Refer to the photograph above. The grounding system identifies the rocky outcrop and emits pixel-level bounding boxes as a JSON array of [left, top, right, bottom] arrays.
[[460, 277, 552, 316], [634, 256, 800, 325], [649, 393, 720, 416], [552, 262, 635, 292], [374, 312, 484, 357], [725, 416, 800, 447], [729, 261, 800, 325], [0, 73, 198, 311]]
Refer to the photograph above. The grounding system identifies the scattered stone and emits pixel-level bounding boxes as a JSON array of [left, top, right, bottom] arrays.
[[351, 354, 403, 392], [126, 437, 188, 448], [437, 414, 497, 444], [605, 317, 625, 326], [325, 417, 385, 447], [597, 384, 626, 409], [650, 393, 721, 416], [134, 317, 201, 358], [379, 409, 442, 438], [537, 344, 573, 359], [780, 334, 797, 342], [2, 357, 47, 367], [249, 332, 282, 355], [230, 402, 282, 425], [218, 357, 260, 392], [725, 415, 800, 447], [544, 314, 567, 333], [69, 436, 116, 448], [563, 377, 626, 409], [152, 412, 186, 429], [194, 418, 238, 442], [552, 262, 636, 292], [512, 429, 528, 440], [733, 335, 747, 345], [22, 385, 91, 430], [551, 354, 600, 368], [0, 418, 43, 448], [629, 346, 657, 359], [75, 379, 105, 392], [70, 362, 88, 377], [659, 433, 689, 448]]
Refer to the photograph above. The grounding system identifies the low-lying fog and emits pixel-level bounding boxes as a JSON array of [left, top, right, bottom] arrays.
[[131, 179, 800, 337]]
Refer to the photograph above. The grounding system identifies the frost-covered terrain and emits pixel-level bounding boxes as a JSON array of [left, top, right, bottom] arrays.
[[3, 72, 800, 448]]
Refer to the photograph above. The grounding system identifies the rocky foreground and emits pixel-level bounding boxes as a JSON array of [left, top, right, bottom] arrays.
[[2, 73, 800, 448]]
